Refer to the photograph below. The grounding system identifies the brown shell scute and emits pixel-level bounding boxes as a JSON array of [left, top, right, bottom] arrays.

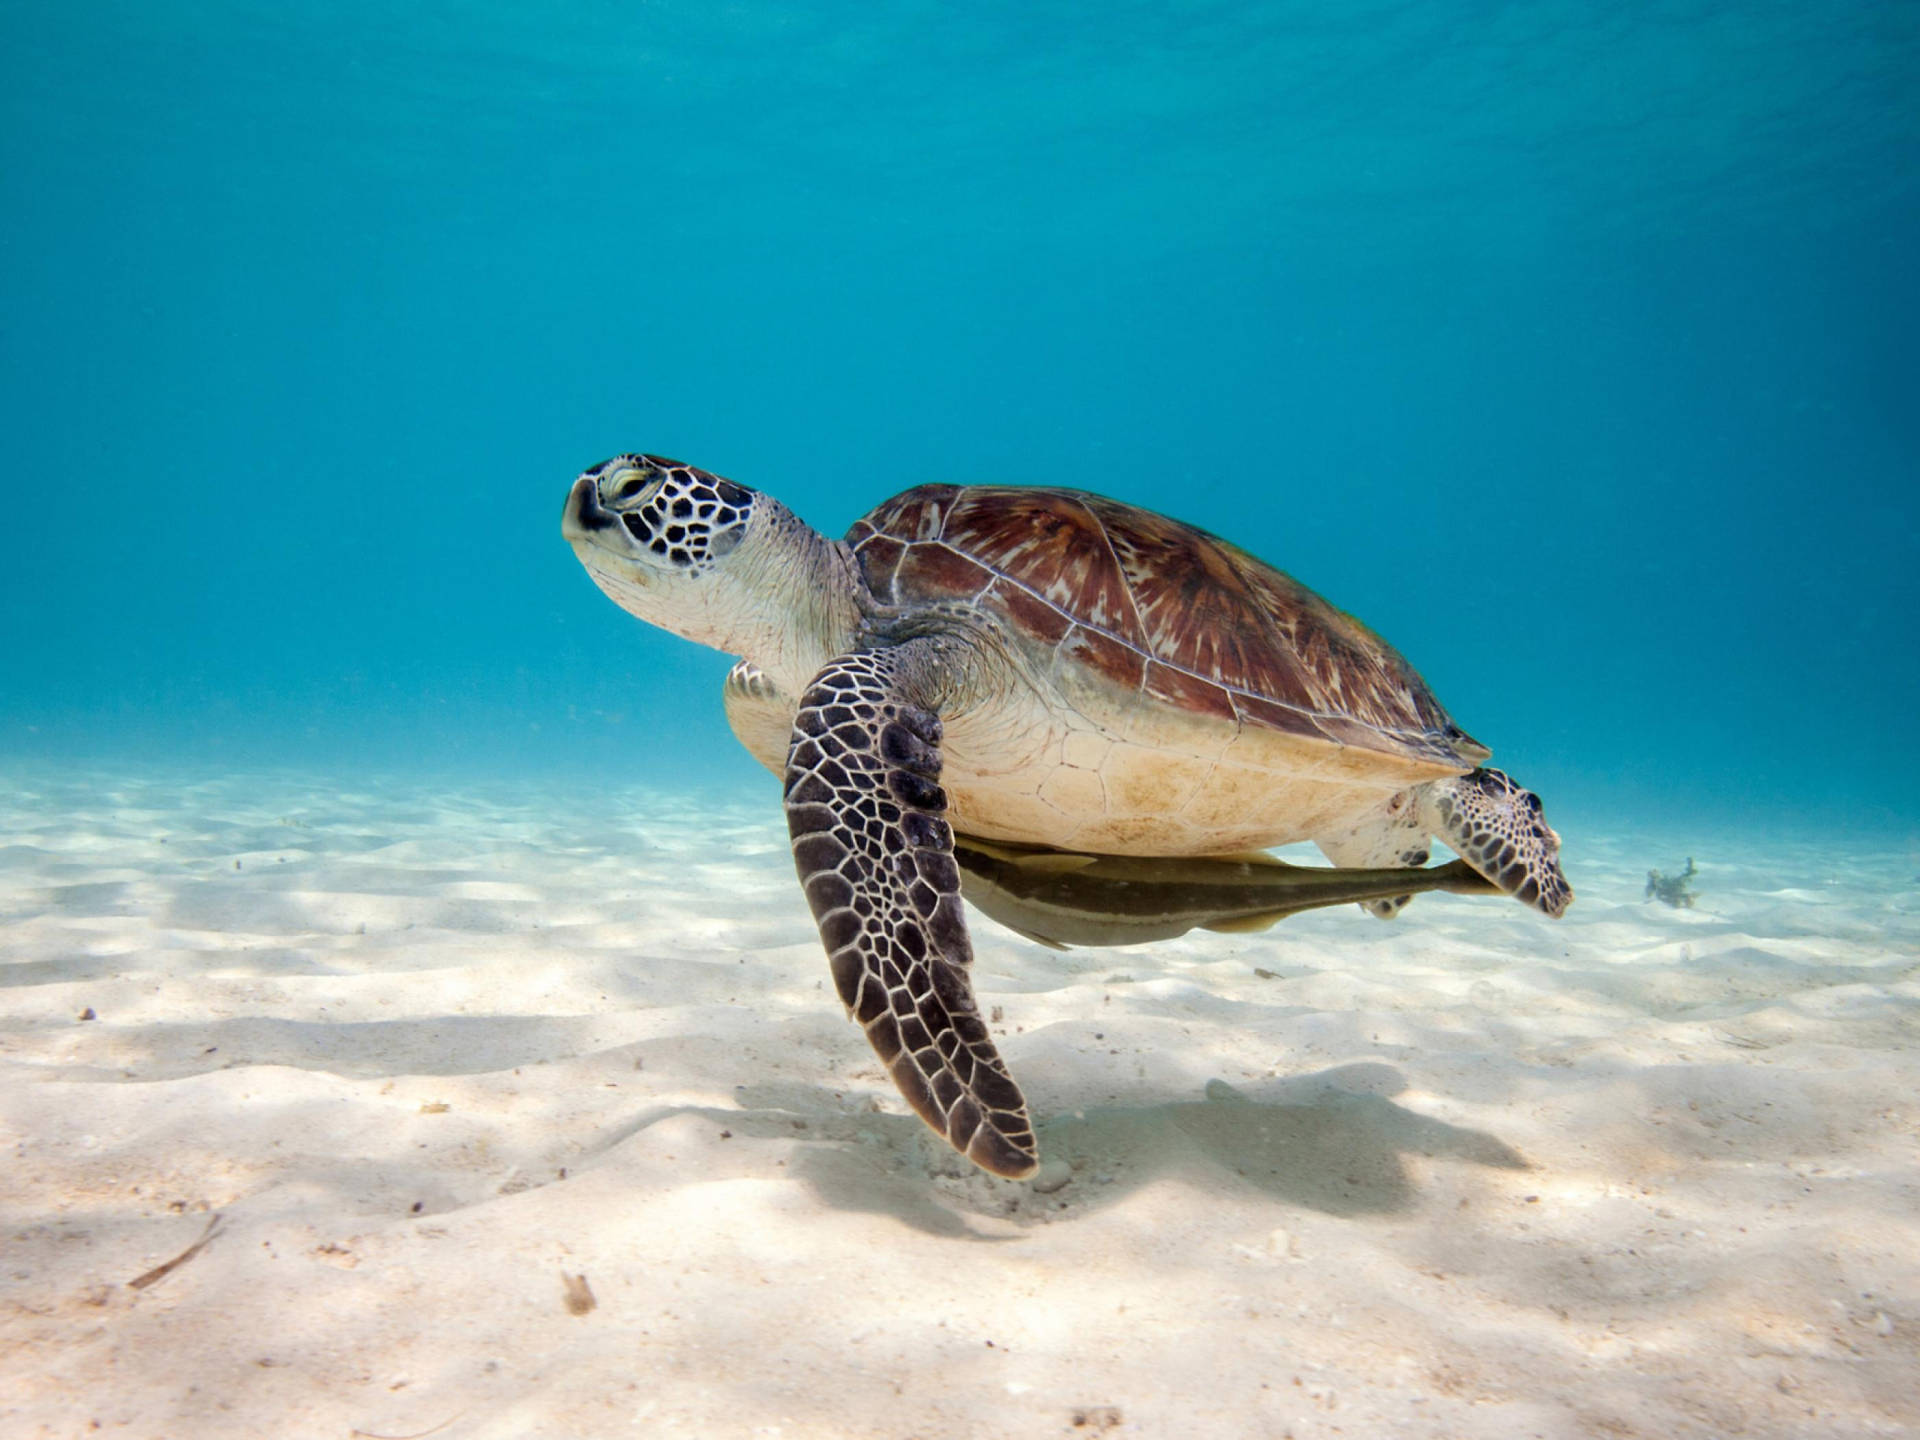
[[850, 484, 1484, 766]]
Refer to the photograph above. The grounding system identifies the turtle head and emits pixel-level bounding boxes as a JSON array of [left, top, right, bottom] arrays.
[[563, 454, 860, 691], [564, 453, 757, 574]]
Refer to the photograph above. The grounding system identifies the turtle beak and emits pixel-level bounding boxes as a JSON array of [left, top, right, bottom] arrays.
[[562, 474, 619, 545]]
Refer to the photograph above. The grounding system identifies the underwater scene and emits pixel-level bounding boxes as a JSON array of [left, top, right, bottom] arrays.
[[3, 3, 1916, 1436]]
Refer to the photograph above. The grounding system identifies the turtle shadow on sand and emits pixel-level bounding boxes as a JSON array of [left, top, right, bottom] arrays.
[[625, 1063, 1529, 1238]]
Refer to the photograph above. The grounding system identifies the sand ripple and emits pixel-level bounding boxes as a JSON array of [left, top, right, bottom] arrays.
[[2, 767, 1915, 1437]]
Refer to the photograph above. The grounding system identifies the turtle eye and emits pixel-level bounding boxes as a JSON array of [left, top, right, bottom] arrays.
[[605, 466, 657, 504], [595, 459, 754, 571]]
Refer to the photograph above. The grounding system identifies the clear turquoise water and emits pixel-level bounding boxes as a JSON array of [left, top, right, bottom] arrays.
[[4, 2, 1916, 838]]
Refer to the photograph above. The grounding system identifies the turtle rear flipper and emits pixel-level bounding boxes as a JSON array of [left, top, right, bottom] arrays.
[[1420, 768, 1573, 918], [784, 645, 1038, 1179]]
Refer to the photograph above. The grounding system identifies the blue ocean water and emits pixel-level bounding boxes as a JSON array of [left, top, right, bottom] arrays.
[[3, 1, 1916, 838]]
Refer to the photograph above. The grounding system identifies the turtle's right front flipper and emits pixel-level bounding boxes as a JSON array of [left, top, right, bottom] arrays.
[[784, 645, 1038, 1179]]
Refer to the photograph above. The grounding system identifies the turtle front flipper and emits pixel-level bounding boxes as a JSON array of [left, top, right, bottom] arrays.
[[784, 646, 1039, 1179], [721, 660, 793, 778], [1419, 768, 1573, 918]]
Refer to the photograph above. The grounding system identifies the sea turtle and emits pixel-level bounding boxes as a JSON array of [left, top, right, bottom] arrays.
[[562, 454, 1571, 1179]]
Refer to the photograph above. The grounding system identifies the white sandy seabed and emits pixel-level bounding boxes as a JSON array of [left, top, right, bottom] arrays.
[[1, 766, 1916, 1440]]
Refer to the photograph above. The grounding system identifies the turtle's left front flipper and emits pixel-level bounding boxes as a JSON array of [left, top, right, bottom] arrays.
[[784, 645, 1038, 1179]]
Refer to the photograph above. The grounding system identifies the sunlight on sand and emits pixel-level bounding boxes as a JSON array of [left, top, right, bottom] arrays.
[[2, 768, 1916, 1437]]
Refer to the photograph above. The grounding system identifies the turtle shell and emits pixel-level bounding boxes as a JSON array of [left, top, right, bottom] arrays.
[[845, 485, 1488, 770]]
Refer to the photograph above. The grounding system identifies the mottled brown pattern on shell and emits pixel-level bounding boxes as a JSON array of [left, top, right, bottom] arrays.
[[988, 579, 1072, 643], [1059, 625, 1146, 691], [1143, 660, 1237, 724], [1099, 502, 1300, 701], [852, 534, 906, 603], [937, 487, 1145, 646], [893, 542, 996, 601], [850, 484, 1476, 764], [1085, 491, 1456, 745], [879, 488, 955, 544]]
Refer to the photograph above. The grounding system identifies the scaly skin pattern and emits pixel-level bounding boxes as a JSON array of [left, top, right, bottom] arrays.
[[1420, 767, 1572, 918], [782, 642, 1038, 1178]]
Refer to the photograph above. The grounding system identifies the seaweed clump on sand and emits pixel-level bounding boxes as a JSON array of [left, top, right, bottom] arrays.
[[1645, 857, 1698, 908]]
